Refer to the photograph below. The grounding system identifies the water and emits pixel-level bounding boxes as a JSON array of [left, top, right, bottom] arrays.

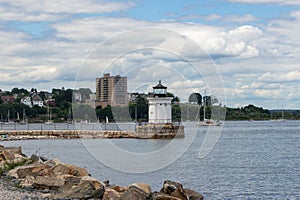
[[2, 121, 300, 199]]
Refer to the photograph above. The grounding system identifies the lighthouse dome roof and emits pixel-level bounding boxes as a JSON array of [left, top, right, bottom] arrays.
[[153, 80, 167, 89]]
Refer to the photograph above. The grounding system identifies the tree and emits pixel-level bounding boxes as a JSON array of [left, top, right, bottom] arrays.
[[188, 93, 202, 105], [11, 88, 19, 94]]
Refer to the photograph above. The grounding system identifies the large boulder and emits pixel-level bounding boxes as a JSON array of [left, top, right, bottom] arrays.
[[54, 176, 105, 199], [160, 180, 188, 200], [183, 188, 204, 200], [8, 163, 52, 179], [52, 163, 88, 177], [103, 188, 122, 200], [150, 192, 181, 200], [2, 150, 15, 161], [160, 180, 204, 200], [0, 146, 24, 163], [120, 183, 152, 200], [160, 180, 184, 195], [34, 175, 65, 190]]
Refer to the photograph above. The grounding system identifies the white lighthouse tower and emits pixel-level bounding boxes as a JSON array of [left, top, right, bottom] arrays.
[[136, 80, 184, 138], [148, 80, 173, 124]]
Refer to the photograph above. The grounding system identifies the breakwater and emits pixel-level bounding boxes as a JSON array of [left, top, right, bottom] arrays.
[[0, 124, 184, 140]]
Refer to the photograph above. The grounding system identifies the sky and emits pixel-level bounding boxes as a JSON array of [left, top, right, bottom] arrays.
[[0, 0, 300, 109]]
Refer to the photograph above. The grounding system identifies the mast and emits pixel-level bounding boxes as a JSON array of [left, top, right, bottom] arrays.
[[7, 110, 10, 122], [281, 104, 284, 120]]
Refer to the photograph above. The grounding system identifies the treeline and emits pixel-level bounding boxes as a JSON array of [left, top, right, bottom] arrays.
[[73, 94, 181, 123], [1, 87, 300, 122]]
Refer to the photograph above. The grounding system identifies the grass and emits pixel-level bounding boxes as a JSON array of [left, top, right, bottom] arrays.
[[0, 158, 33, 176]]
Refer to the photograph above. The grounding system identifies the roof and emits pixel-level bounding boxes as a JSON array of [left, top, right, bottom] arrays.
[[153, 80, 167, 89]]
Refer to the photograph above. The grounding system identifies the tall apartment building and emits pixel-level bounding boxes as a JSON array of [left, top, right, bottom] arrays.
[[95, 73, 128, 108]]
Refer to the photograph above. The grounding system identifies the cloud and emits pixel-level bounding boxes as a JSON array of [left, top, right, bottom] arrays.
[[0, 6, 64, 21], [0, 0, 134, 14], [0, 0, 134, 22], [258, 71, 300, 82], [180, 14, 257, 24], [226, 0, 300, 5], [0, 0, 300, 109]]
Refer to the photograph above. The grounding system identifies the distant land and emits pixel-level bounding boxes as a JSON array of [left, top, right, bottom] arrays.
[[0, 87, 299, 123]]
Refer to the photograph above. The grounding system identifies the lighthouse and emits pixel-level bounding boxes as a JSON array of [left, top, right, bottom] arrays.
[[135, 80, 185, 138], [148, 80, 173, 124]]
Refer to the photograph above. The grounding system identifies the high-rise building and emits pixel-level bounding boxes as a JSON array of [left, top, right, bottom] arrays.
[[95, 73, 127, 108]]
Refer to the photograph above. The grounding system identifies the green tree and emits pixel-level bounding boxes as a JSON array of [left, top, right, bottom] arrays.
[[188, 93, 202, 105]]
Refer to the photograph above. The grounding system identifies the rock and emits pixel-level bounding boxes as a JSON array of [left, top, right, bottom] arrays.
[[54, 177, 105, 199], [169, 189, 187, 200], [150, 192, 181, 200], [183, 188, 204, 200], [2, 150, 15, 161], [15, 163, 52, 179], [103, 179, 110, 186], [7, 163, 51, 179], [39, 155, 48, 162], [44, 158, 62, 167], [30, 154, 41, 162], [120, 183, 152, 200], [20, 175, 35, 188], [52, 163, 88, 177], [103, 188, 121, 200], [51, 163, 71, 175], [160, 180, 184, 195], [34, 176, 65, 190], [81, 176, 104, 189], [112, 185, 128, 193], [160, 180, 187, 200]]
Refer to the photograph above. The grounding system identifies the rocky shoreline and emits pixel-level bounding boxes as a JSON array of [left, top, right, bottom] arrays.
[[0, 145, 203, 200]]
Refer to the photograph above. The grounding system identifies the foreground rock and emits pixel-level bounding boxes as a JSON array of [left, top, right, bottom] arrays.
[[0, 145, 204, 199]]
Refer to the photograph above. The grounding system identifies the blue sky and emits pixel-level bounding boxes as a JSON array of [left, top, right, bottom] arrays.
[[0, 0, 300, 109]]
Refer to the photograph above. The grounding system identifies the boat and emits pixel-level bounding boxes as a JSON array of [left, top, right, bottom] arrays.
[[45, 106, 53, 124], [4, 110, 14, 124], [20, 109, 27, 124], [197, 105, 222, 126]]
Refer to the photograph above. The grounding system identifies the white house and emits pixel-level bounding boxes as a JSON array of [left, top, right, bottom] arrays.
[[20, 96, 32, 107], [32, 94, 44, 107]]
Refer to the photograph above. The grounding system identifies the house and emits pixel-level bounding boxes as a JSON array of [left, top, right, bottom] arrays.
[[73, 92, 82, 102], [20, 96, 32, 107], [45, 99, 56, 107], [32, 94, 44, 107], [1, 95, 15, 104], [84, 94, 96, 108]]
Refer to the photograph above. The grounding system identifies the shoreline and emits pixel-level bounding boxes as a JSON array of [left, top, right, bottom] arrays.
[[0, 176, 47, 199], [0, 145, 203, 200]]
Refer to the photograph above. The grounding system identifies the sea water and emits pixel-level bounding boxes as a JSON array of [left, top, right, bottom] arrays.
[[2, 121, 300, 199]]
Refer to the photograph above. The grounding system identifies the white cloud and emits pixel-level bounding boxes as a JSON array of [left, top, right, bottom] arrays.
[[0, 0, 134, 22], [0, 6, 64, 21], [0, 0, 133, 14], [258, 71, 300, 82], [227, 0, 300, 5], [0, 3, 300, 108]]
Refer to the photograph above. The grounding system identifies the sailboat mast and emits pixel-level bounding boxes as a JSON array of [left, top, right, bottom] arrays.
[[281, 104, 284, 120]]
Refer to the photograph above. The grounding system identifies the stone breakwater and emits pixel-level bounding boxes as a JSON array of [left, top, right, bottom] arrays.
[[0, 124, 184, 140], [0, 145, 203, 200]]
